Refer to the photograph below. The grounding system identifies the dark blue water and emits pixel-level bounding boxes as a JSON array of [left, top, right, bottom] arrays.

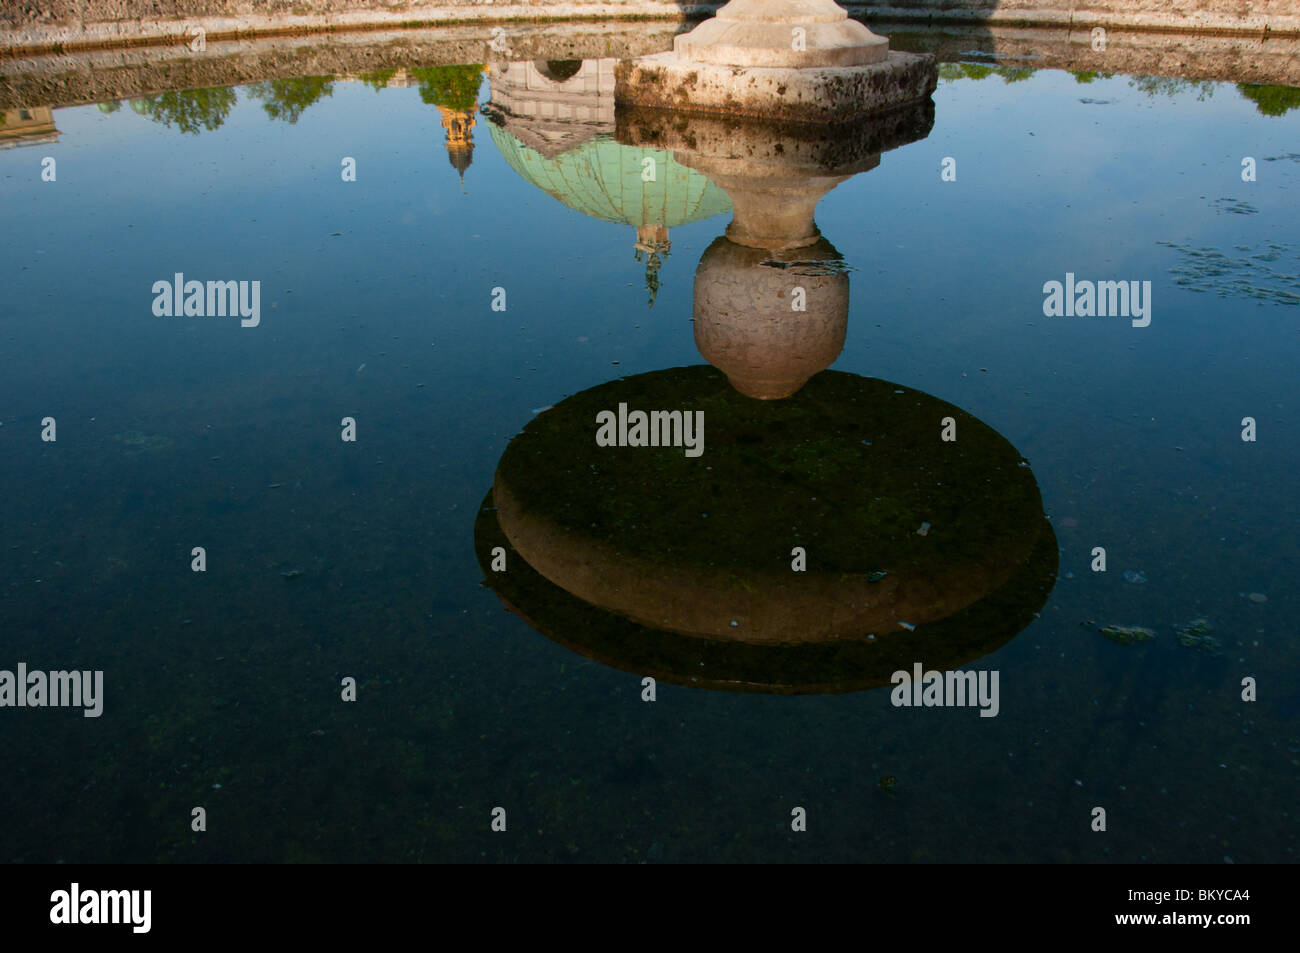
[[1, 58, 1297, 862]]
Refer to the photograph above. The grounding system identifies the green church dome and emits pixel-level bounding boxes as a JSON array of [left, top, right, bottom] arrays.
[[487, 121, 731, 228]]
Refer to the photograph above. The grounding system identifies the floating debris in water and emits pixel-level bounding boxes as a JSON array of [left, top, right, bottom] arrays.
[[1210, 197, 1259, 215], [868, 571, 888, 583], [356, 363, 366, 373], [1175, 618, 1221, 653], [111, 430, 174, 454], [1100, 624, 1156, 644], [1123, 570, 1147, 584], [281, 569, 303, 579], [898, 621, 916, 631], [1247, 592, 1268, 604], [1078, 98, 1115, 105], [1158, 240, 1300, 306], [916, 522, 931, 536]]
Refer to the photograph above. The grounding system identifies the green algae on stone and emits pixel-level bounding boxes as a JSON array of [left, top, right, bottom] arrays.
[[1100, 624, 1156, 645], [494, 366, 1042, 577], [1175, 618, 1222, 653]]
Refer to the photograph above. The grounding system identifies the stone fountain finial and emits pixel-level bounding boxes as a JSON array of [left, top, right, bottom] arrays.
[[615, 0, 936, 123], [674, 0, 888, 68]]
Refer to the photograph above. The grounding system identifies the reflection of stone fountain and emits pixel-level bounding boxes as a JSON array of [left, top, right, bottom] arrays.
[[475, 83, 1052, 693], [477, 367, 1056, 693], [618, 100, 933, 397], [691, 236, 847, 399], [615, 0, 936, 122], [484, 53, 933, 339]]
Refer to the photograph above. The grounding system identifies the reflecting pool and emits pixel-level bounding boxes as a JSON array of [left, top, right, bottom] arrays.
[[1, 37, 1297, 862]]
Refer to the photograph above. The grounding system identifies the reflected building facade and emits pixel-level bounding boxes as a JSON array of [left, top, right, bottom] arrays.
[[483, 58, 731, 306], [0, 107, 58, 150]]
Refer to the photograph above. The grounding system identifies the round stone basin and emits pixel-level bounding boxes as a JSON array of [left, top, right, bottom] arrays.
[[487, 366, 1051, 647]]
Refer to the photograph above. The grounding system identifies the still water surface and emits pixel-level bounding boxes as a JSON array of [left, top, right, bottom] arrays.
[[1, 55, 1297, 862]]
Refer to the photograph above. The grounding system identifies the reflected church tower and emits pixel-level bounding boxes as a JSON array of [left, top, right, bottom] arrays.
[[438, 102, 477, 182], [411, 64, 488, 187]]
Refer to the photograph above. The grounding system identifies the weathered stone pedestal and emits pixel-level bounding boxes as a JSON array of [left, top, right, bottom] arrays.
[[614, 0, 937, 122]]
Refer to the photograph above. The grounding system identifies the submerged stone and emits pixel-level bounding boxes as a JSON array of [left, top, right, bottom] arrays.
[[1175, 618, 1221, 653], [1100, 624, 1156, 645], [492, 368, 1047, 643]]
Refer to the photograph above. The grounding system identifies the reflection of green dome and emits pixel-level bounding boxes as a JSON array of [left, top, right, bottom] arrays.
[[487, 122, 730, 227]]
